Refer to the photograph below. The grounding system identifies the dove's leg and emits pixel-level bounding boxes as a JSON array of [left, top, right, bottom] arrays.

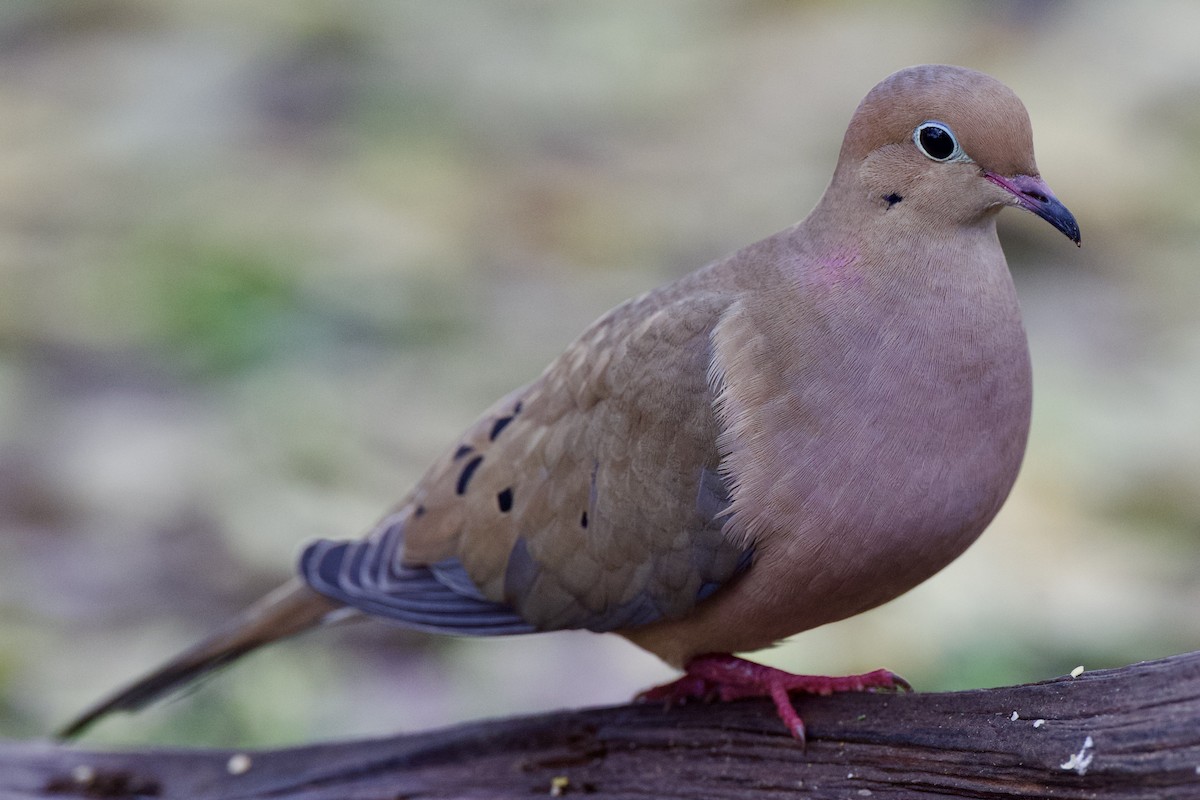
[[637, 653, 910, 742]]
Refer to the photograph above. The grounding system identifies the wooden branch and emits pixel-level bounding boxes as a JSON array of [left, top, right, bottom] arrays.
[[5, 650, 1200, 799]]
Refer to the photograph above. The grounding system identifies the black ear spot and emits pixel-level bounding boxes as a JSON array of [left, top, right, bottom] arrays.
[[456, 455, 483, 495], [884, 193, 902, 207], [497, 487, 514, 512]]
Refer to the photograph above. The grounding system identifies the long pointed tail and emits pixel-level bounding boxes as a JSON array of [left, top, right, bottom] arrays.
[[57, 579, 343, 739]]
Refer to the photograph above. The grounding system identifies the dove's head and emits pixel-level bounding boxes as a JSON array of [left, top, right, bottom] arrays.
[[839, 64, 1079, 245]]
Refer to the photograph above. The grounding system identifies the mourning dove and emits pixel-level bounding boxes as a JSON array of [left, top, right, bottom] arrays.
[[60, 64, 1079, 741]]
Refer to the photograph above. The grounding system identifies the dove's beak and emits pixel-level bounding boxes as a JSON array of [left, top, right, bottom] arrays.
[[985, 172, 1081, 246]]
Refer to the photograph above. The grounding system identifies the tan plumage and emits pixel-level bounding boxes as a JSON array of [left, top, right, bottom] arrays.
[[399, 277, 741, 630], [60, 64, 1079, 739]]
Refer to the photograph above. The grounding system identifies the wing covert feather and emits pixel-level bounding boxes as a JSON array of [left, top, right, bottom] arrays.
[[307, 274, 753, 634]]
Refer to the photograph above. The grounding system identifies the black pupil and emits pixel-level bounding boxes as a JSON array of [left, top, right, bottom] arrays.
[[919, 126, 954, 160]]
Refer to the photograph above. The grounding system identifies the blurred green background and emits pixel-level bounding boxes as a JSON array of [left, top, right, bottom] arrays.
[[1, 0, 1197, 747]]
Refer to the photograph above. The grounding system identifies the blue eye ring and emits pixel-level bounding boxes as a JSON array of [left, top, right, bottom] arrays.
[[913, 121, 967, 162]]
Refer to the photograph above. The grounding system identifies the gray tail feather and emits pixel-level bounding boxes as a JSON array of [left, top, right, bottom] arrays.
[[56, 579, 342, 739]]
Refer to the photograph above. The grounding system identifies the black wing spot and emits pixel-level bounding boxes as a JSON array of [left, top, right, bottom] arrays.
[[414, 504, 427, 518], [513, 400, 524, 414], [490, 415, 514, 441], [453, 444, 474, 460], [580, 510, 589, 529], [884, 192, 903, 207], [456, 455, 483, 495], [497, 487, 513, 512]]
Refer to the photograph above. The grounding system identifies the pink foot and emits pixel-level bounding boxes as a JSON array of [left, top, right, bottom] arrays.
[[636, 653, 910, 742]]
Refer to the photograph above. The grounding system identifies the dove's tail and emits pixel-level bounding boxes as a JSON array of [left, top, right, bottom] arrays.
[[57, 579, 344, 739]]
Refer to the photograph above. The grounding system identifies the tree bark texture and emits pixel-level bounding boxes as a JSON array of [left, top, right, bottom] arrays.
[[3, 650, 1199, 799]]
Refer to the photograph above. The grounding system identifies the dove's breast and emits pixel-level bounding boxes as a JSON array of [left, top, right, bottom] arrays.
[[626, 226, 1032, 664]]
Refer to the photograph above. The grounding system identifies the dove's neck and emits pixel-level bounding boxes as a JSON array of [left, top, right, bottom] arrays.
[[800, 168, 1008, 284]]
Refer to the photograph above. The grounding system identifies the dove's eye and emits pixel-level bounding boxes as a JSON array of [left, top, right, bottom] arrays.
[[913, 121, 965, 162]]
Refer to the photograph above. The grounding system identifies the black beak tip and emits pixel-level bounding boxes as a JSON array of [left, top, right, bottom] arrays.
[[1064, 220, 1082, 247], [1061, 214, 1082, 247], [1036, 198, 1081, 248]]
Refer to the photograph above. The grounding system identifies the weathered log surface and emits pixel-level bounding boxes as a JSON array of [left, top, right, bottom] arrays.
[[3, 651, 1200, 799]]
